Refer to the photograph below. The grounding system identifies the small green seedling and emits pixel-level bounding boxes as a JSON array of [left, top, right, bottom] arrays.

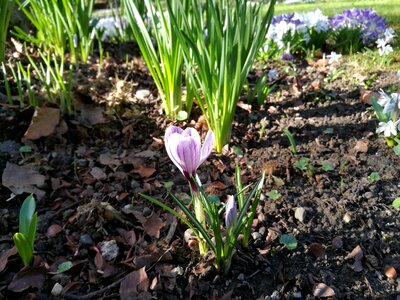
[[321, 161, 335, 172], [267, 189, 281, 200], [13, 194, 37, 267], [279, 234, 297, 250], [283, 128, 297, 155], [258, 117, 268, 142], [392, 198, 400, 209], [367, 172, 380, 183], [294, 157, 314, 178]]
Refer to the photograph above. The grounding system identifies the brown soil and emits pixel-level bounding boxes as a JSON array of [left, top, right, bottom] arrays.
[[0, 48, 399, 300]]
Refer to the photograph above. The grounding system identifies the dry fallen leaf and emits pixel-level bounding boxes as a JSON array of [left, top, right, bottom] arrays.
[[8, 266, 45, 292], [22, 107, 60, 142], [119, 267, 150, 299], [133, 165, 156, 178], [2, 162, 47, 199], [90, 167, 107, 181], [46, 224, 63, 238], [0, 247, 17, 272], [77, 103, 106, 126], [143, 212, 166, 238], [360, 90, 380, 105], [117, 228, 137, 246], [313, 283, 335, 298], [347, 245, 363, 261], [354, 140, 369, 153]]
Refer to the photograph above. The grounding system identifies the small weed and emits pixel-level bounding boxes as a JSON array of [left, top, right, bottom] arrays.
[[279, 234, 297, 250], [367, 172, 381, 183], [267, 189, 281, 200]]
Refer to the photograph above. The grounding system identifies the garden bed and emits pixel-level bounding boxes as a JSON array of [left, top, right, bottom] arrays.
[[0, 47, 399, 299]]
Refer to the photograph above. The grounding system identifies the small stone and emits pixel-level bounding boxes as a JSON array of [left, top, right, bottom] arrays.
[[237, 273, 245, 281], [99, 240, 119, 261], [252, 232, 262, 240], [259, 226, 266, 236], [143, 206, 152, 217], [130, 179, 140, 189], [135, 89, 151, 99], [76, 159, 88, 167], [293, 291, 302, 298], [79, 234, 94, 246], [295, 207, 306, 222], [51, 283, 63, 296], [343, 213, 351, 223]]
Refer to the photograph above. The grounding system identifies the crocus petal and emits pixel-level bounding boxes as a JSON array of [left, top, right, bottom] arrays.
[[165, 132, 185, 175], [225, 195, 237, 228], [176, 134, 201, 178], [199, 130, 214, 166], [165, 126, 183, 143]]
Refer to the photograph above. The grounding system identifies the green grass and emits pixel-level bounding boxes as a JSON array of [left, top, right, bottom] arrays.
[[275, 0, 400, 28]]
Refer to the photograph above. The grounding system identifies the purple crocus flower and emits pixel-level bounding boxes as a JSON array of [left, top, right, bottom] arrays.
[[164, 126, 214, 181], [225, 195, 237, 228]]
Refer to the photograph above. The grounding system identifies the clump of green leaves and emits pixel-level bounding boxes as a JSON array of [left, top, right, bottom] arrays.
[[168, 0, 276, 152], [0, 0, 15, 62], [121, 0, 188, 119], [13, 194, 37, 267], [14, 0, 97, 64]]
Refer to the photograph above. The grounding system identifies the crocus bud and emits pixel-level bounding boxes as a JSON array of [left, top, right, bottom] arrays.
[[225, 195, 237, 228], [164, 126, 214, 180]]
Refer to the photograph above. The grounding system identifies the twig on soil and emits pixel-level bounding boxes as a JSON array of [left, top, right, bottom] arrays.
[[164, 216, 178, 245], [63, 272, 129, 300]]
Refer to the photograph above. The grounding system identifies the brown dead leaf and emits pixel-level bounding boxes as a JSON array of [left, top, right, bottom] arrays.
[[22, 107, 60, 142], [384, 265, 397, 279], [99, 153, 120, 168], [94, 252, 105, 270], [2, 162, 47, 199], [117, 228, 137, 246], [360, 90, 380, 105], [77, 103, 106, 126], [133, 165, 156, 178], [311, 80, 321, 91], [143, 212, 166, 238], [0, 247, 17, 272], [119, 268, 150, 299], [354, 140, 369, 153], [313, 283, 335, 298], [347, 245, 363, 261], [90, 167, 107, 181], [46, 224, 63, 238], [309, 243, 325, 258], [8, 266, 45, 292], [237, 101, 252, 112]]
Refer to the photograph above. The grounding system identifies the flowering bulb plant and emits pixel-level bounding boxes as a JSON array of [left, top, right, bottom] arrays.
[[371, 72, 400, 154], [141, 126, 265, 273], [329, 8, 395, 55], [263, 9, 329, 58], [121, 0, 189, 119], [166, 0, 276, 153]]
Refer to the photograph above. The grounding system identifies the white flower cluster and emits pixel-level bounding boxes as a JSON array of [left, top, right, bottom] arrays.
[[95, 17, 125, 41], [376, 72, 400, 138], [376, 28, 396, 56], [266, 9, 329, 49]]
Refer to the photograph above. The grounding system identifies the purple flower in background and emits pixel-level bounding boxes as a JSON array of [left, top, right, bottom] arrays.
[[164, 126, 214, 180], [225, 195, 237, 228], [282, 50, 293, 61], [329, 8, 389, 46]]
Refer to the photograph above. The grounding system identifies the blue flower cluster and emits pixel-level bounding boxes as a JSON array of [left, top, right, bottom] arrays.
[[262, 8, 395, 58]]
